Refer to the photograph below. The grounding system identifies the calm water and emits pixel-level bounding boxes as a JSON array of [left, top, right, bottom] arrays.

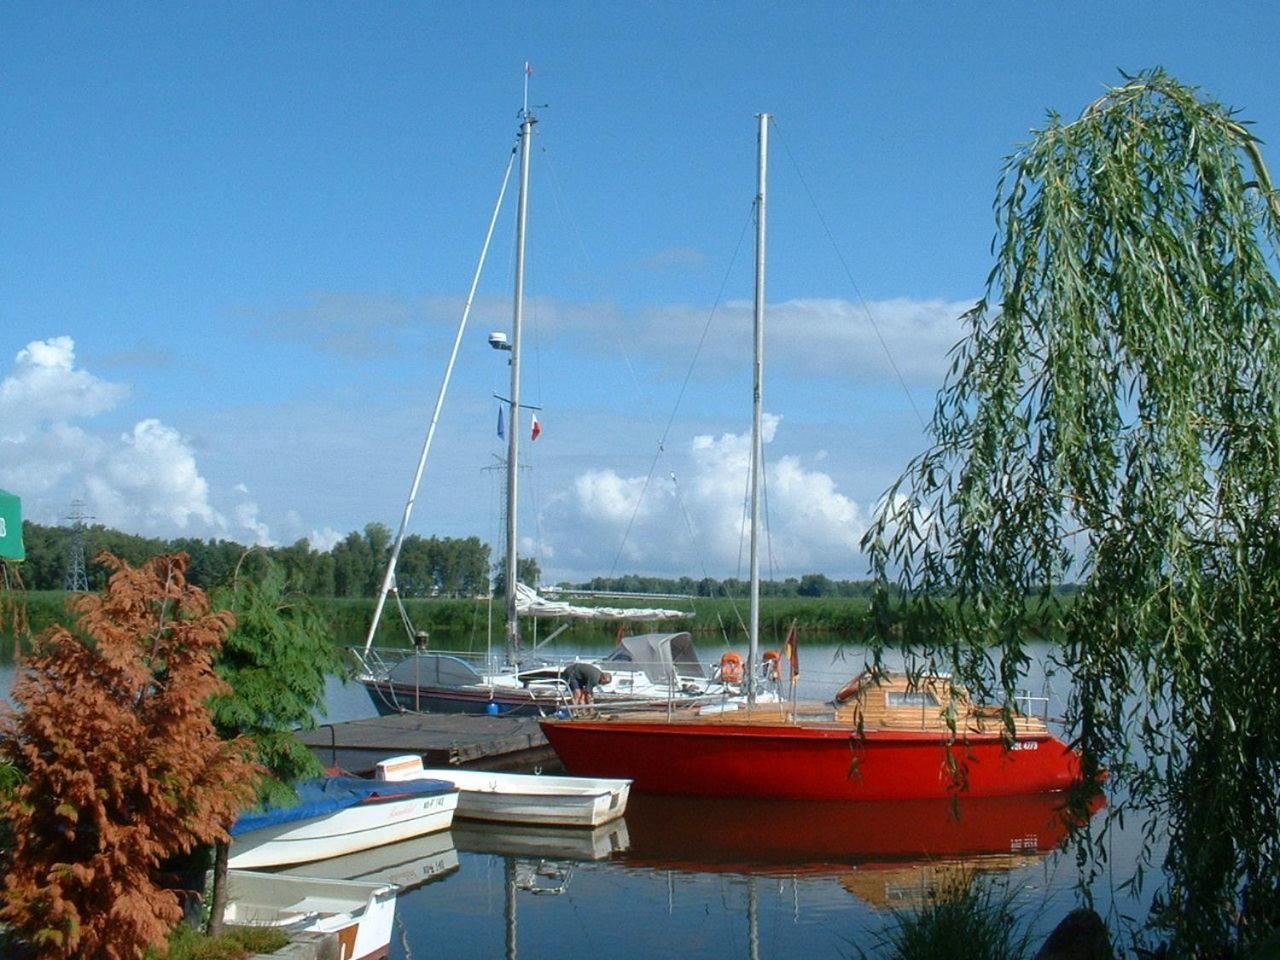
[[0, 645, 1167, 957]]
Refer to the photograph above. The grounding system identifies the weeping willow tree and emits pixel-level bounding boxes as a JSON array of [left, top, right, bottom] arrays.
[[863, 70, 1280, 954]]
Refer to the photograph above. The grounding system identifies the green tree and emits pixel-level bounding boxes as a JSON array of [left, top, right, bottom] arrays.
[[331, 530, 373, 598], [204, 556, 346, 933], [797, 573, 832, 597], [863, 71, 1280, 954], [492, 556, 541, 595]]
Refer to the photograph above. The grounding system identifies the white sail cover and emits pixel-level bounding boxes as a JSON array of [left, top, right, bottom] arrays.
[[514, 583, 691, 621]]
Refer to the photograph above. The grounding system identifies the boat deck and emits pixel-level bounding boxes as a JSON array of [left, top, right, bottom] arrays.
[[573, 689, 1049, 736], [298, 713, 555, 775]]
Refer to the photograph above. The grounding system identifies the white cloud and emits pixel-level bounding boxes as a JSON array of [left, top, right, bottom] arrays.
[[423, 293, 972, 387], [639, 247, 708, 272], [0, 337, 231, 538], [248, 293, 414, 358], [86, 420, 223, 531], [308, 526, 344, 552], [232, 485, 275, 547], [545, 414, 869, 578], [629, 296, 973, 385], [0, 336, 129, 441]]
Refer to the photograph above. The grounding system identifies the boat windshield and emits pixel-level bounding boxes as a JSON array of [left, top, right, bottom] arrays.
[[388, 653, 484, 687]]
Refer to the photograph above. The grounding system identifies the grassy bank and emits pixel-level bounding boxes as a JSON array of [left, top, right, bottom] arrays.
[[315, 594, 877, 651], [1, 591, 878, 659], [3, 591, 1076, 662]]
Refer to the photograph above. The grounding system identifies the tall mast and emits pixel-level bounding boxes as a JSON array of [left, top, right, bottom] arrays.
[[748, 112, 769, 705], [505, 110, 535, 663]]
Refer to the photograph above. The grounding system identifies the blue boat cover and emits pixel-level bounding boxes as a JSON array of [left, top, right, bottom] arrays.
[[231, 776, 456, 836]]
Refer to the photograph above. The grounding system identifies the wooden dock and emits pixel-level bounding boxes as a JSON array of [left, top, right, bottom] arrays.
[[298, 713, 556, 775]]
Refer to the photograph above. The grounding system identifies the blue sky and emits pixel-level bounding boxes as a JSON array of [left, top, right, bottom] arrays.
[[4, 2, 1279, 581]]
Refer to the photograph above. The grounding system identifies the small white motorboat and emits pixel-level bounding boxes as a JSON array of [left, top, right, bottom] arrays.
[[225, 869, 396, 960], [376, 755, 631, 827], [230, 775, 458, 869]]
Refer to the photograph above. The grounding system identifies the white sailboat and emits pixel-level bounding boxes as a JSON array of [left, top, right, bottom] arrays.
[[350, 87, 736, 718]]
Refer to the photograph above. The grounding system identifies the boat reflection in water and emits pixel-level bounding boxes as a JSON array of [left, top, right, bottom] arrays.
[[275, 829, 460, 892], [381, 791, 1104, 960], [452, 818, 631, 862], [619, 790, 1102, 908]]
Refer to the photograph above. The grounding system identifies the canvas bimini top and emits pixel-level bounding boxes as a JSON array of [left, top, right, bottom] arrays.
[[599, 632, 707, 682]]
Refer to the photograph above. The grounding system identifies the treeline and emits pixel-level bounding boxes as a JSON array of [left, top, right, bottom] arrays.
[[17, 519, 1079, 602], [18, 521, 490, 598], [566, 572, 877, 598]]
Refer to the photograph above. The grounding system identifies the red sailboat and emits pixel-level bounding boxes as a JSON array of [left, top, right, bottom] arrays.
[[539, 114, 1086, 802], [541, 670, 1083, 800]]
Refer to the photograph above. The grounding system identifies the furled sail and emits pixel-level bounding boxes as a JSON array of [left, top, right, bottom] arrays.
[[514, 583, 690, 621]]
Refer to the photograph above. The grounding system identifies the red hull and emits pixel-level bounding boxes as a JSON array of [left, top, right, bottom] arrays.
[[540, 719, 1082, 800]]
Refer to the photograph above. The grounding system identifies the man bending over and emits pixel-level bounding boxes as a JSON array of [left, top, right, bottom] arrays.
[[562, 662, 612, 705]]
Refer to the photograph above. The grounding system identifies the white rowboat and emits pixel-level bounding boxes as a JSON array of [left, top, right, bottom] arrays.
[[225, 870, 397, 960], [229, 776, 458, 869], [376, 755, 631, 827]]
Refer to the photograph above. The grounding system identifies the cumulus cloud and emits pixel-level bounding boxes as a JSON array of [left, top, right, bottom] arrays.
[[232, 485, 275, 546], [86, 420, 223, 531], [0, 335, 129, 441], [545, 414, 869, 577], [0, 336, 232, 537]]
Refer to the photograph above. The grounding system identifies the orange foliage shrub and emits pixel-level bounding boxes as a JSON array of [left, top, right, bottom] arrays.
[[0, 554, 262, 960]]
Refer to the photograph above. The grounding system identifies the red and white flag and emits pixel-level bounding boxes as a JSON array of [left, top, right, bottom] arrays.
[[530, 413, 542, 441]]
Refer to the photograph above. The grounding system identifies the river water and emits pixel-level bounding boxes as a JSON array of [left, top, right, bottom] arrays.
[[0, 644, 1167, 957]]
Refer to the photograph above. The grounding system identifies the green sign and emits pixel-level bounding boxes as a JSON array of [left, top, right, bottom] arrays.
[[0, 488, 24, 562]]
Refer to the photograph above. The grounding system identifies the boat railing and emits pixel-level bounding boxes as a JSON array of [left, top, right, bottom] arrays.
[[349, 645, 524, 681], [1014, 690, 1052, 721]]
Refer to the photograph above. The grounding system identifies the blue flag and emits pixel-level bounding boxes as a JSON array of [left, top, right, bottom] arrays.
[[497, 405, 505, 439]]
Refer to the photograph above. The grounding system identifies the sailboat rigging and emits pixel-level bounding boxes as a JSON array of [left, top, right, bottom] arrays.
[[351, 94, 728, 717]]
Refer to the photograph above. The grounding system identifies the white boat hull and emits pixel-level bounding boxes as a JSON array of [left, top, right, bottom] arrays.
[[417, 768, 630, 827], [226, 870, 397, 960], [230, 790, 458, 869]]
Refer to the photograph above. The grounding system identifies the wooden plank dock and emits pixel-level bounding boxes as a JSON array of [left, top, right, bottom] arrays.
[[298, 713, 557, 775]]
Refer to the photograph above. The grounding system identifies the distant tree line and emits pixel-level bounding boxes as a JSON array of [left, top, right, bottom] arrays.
[[18, 521, 491, 597], [20, 520, 1083, 601], [563, 572, 879, 598]]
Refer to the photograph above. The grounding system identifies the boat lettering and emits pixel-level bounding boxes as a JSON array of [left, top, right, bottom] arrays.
[[1010, 834, 1039, 851], [1011, 740, 1039, 751]]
